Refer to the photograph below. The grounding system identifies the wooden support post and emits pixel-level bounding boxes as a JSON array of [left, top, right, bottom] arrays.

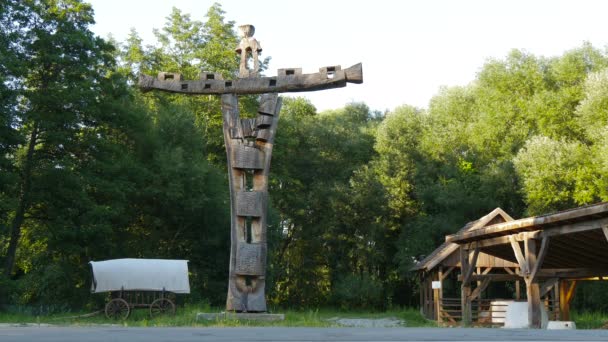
[[515, 279, 521, 300], [433, 286, 440, 321], [437, 267, 443, 323], [425, 276, 431, 318], [460, 245, 479, 326], [525, 238, 542, 328], [419, 274, 424, 315], [559, 280, 577, 321], [422, 275, 427, 317]]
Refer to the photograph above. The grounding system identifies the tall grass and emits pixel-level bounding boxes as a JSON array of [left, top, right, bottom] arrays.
[[572, 311, 608, 329]]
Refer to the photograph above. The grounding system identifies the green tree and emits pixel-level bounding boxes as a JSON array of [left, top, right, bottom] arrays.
[[2, 0, 121, 276], [514, 136, 599, 215]]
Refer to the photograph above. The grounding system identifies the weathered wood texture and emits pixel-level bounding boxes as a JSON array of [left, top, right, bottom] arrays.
[[236, 191, 266, 217], [139, 63, 363, 95], [224, 93, 282, 312]]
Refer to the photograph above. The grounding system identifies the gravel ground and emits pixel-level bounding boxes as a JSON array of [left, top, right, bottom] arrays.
[[326, 317, 404, 327]]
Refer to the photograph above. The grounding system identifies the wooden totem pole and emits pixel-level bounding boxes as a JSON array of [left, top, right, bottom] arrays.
[[140, 24, 362, 312]]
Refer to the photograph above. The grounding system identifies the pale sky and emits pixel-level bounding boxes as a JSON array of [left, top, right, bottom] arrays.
[[88, 0, 608, 113]]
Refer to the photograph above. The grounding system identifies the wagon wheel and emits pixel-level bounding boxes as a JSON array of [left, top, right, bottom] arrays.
[[105, 298, 130, 320], [149, 298, 175, 317]]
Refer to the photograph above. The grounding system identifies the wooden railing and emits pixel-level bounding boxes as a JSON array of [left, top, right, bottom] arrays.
[[439, 298, 507, 326], [438, 297, 559, 325]]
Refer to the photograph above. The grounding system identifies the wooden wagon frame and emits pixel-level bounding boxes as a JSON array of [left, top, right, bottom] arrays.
[[89, 259, 190, 319]]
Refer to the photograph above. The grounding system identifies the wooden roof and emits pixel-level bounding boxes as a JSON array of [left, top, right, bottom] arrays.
[[412, 208, 514, 271], [446, 202, 608, 244], [446, 202, 608, 274]]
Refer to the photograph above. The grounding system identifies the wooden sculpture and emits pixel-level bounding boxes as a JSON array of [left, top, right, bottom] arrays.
[[139, 24, 362, 312]]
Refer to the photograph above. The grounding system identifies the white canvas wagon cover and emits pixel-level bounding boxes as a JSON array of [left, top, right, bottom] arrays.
[[89, 259, 190, 294]]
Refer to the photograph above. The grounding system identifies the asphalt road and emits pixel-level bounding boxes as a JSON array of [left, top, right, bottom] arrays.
[[2, 326, 608, 342]]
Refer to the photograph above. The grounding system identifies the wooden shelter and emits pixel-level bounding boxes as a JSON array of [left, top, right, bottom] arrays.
[[413, 208, 521, 324], [445, 202, 608, 328]]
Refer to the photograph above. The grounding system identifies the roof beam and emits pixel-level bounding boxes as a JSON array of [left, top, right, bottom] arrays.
[[446, 203, 608, 244], [540, 217, 608, 239]]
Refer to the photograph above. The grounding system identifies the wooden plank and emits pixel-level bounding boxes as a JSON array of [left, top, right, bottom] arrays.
[[461, 274, 520, 282], [469, 231, 541, 248], [139, 63, 363, 95], [541, 241, 595, 268], [530, 237, 549, 283], [509, 236, 528, 274], [555, 232, 608, 261], [543, 240, 605, 268]]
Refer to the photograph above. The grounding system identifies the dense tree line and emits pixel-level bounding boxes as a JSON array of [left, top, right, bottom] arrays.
[[2, 0, 608, 312]]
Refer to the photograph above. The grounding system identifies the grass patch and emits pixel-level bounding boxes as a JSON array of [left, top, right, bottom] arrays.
[[0, 304, 436, 328], [572, 311, 608, 329]]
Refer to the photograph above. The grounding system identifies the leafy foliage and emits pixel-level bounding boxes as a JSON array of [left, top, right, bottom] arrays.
[[2, 2, 608, 313]]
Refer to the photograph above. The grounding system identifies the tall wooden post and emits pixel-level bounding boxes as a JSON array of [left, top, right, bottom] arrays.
[[139, 24, 362, 312], [525, 238, 541, 328], [419, 273, 424, 315], [436, 267, 443, 323], [460, 246, 472, 326], [222, 93, 281, 311]]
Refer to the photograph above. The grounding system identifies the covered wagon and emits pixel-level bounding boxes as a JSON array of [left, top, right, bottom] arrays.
[[90, 259, 190, 319]]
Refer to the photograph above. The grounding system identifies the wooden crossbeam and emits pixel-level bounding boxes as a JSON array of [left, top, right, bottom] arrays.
[[441, 266, 455, 281], [462, 274, 519, 282], [462, 246, 480, 284], [530, 237, 549, 283], [469, 278, 491, 301], [509, 236, 529, 274], [540, 278, 558, 297], [565, 280, 577, 304], [471, 231, 541, 248], [602, 226, 608, 243]]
